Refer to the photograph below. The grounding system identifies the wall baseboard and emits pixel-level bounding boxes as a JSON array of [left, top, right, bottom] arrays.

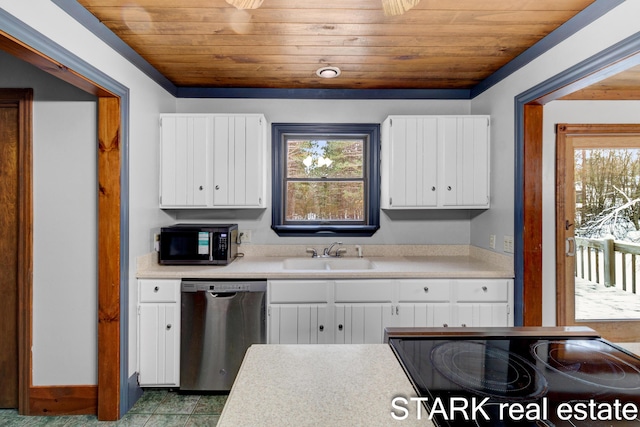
[[29, 385, 97, 416]]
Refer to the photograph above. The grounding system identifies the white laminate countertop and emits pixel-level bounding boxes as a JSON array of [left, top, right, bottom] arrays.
[[136, 251, 513, 280], [217, 344, 431, 427]]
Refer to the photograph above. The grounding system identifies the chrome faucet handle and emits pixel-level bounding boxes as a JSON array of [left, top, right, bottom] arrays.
[[335, 247, 347, 258], [306, 247, 318, 258], [324, 241, 343, 257]]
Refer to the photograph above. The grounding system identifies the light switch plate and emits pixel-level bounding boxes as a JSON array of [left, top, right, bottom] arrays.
[[489, 234, 496, 249]]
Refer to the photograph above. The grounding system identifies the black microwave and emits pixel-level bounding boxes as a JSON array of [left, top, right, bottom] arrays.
[[158, 224, 238, 265]]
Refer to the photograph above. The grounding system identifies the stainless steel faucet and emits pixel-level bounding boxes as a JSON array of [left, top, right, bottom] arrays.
[[323, 241, 343, 257]]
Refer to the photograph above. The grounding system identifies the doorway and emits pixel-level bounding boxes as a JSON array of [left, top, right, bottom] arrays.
[[556, 124, 640, 342], [0, 88, 32, 410]]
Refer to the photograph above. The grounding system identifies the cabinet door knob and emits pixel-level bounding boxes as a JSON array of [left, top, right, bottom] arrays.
[[443, 323, 448, 327], [338, 324, 343, 331], [166, 324, 172, 330], [482, 286, 488, 292], [215, 185, 220, 190], [431, 186, 436, 191], [199, 185, 204, 191], [447, 186, 452, 191], [423, 286, 429, 292], [154, 286, 159, 292], [461, 323, 467, 327], [319, 325, 324, 332]]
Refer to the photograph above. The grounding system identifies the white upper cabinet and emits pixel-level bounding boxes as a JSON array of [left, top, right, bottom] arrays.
[[212, 115, 265, 208], [159, 113, 266, 209], [160, 114, 212, 208], [381, 115, 490, 209]]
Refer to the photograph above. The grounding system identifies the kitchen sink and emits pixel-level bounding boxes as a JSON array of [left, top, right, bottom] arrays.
[[282, 258, 375, 271]]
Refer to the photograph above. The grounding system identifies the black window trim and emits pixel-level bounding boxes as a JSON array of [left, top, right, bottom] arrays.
[[271, 122, 380, 237]]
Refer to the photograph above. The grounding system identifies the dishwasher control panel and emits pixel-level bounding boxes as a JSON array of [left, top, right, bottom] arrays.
[[181, 280, 267, 293]]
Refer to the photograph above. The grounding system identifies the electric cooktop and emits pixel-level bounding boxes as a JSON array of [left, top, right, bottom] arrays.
[[387, 327, 640, 426]]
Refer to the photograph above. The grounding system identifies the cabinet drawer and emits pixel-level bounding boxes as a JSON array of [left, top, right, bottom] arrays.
[[398, 280, 450, 302], [269, 280, 329, 303], [334, 280, 393, 303], [456, 280, 508, 302], [139, 280, 180, 303]]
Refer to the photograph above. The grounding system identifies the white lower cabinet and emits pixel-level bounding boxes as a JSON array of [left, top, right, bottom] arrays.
[[334, 304, 394, 344], [267, 278, 514, 345], [269, 304, 331, 344], [268, 280, 332, 344], [137, 279, 181, 387], [453, 279, 513, 327]]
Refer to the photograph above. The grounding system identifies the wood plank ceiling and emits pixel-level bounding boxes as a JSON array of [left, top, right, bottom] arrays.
[[76, 0, 600, 90]]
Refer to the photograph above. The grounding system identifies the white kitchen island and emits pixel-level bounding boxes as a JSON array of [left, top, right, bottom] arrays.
[[217, 344, 432, 427]]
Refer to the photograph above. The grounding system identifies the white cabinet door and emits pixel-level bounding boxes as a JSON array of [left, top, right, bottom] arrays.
[[382, 116, 438, 208], [159, 115, 211, 208], [334, 304, 394, 344], [268, 304, 331, 344], [397, 303, 453, 328], [138, 303, 180, 386], [455, 303, 510, 327], [213, 115, 265, 208], [441, 116, 490, 208]]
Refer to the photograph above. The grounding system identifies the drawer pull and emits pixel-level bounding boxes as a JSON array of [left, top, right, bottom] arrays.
[[482, 286, 488, 292], [166, 324, 172, 330], [154, 286, 160, 292], [423, 286, 429, 292]]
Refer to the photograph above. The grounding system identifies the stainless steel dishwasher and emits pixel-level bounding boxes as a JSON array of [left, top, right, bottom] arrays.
[[180, 279, 266, 392]]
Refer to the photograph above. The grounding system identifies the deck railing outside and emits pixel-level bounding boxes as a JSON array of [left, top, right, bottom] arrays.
[[574, 237, 640, 294]]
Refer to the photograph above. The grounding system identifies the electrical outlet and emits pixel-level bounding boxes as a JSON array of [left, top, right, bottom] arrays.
[[239, 229, 252, 244], [504, 235, 514, 253], [489, 234, 496, 249]]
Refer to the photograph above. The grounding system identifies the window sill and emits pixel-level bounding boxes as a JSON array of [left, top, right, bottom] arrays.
[[271, 224, 379, 237]]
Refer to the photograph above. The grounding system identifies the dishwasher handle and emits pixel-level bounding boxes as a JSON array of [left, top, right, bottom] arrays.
[[207, 291, 238, 299]]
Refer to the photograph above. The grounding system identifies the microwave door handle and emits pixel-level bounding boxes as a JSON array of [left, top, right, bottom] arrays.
[[209, 231, 214, 261]]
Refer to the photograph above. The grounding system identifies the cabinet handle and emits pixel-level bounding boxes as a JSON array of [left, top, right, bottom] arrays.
[[431, 186, 436, 191], [423, 286, 429, 292], [447, 186, 452, 191], [215, 185, 220, 190], [166, 324, 172, 330], [396, 306, 399, 315], [319, 325, 324, 332], [199, 185, 203, 191], [443, 323, 448, 327], [154, 286, 159, 292], [338, 324, 343, 331], [482, 286, 488, 292], [461, 323, 467, 327]]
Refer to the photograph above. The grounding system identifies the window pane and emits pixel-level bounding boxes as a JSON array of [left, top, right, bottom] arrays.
[[286, 138, 364, 179], [286, 181, 364, 222]]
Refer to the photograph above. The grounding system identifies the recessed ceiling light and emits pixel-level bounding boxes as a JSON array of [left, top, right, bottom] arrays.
[[316, 66, 341, 79]]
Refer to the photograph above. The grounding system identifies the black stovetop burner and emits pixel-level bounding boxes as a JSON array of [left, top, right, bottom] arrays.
[[387, 327, 640, 427]]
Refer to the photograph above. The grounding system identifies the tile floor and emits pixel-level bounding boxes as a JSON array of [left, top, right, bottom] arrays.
[[0, 390, 226, 427]]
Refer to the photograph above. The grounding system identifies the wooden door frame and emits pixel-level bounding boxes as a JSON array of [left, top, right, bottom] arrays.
[[556, 123, 640, 341], [0, 88, 33, 412], [0, 31, 124, 420]]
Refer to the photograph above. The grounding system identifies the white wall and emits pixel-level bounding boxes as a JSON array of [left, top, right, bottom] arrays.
[[175, 98, 475, 246], [470, 1, 640, 322], [0, 50, 99, 385], [0, 0, 176, 384], [542, 100, 640, 325]]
